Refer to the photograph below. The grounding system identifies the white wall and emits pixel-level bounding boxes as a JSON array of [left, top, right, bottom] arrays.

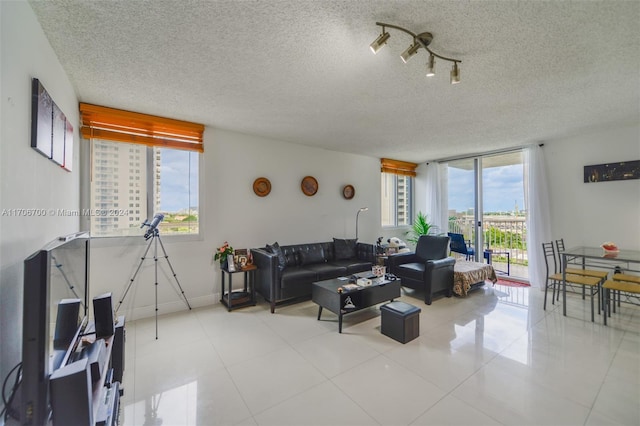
[[88, 128, 383, 320], [545, 124, 640, 250], [0, 0, 80, 405]]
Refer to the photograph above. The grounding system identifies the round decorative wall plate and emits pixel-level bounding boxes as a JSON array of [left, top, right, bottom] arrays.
[[253, 177, 271, 197], [342, 184, 355, 200], [301, 176, 318, 196]]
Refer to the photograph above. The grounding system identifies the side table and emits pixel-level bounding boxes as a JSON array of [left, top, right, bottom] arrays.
[[220, 264, 257, 311], [484, 249, 511, 275]]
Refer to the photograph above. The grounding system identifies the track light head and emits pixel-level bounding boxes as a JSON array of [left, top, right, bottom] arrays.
[[450, 62, 460, 84], [426, 54, 435, 77], [400, 42, 420, 63], [370, 30, 390, 54]]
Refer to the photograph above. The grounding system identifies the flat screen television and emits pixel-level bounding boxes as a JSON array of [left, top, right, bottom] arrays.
[[21, 232, 90, 425]]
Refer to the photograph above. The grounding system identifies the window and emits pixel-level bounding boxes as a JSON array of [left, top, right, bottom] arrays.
[[81, 103, 204, 238], [88, 140, 200, 237], [380, 158, 416, 227]]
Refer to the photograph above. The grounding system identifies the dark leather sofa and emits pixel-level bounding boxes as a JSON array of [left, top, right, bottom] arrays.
[[251, 239, 375, 313], [386, 235, 455, 305]]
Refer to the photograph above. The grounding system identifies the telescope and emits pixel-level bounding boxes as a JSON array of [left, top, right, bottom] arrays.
[[142, 214, 164, 240], [121, 212, 191, 339]]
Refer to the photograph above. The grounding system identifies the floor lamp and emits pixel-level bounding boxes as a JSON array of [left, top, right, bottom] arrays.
[[355, 207, 368, 240]]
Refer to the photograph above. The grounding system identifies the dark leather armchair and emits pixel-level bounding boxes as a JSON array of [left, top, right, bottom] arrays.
[[387, 235, 455, 305]]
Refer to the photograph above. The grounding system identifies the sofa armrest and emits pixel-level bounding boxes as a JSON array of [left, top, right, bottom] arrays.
[[251, 248, 279, 312], [427, 257, 456, 269], [386, 252, 419, 272], [425, 257, 455, 297]]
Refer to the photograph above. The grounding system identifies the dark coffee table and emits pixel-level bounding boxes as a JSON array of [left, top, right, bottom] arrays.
[[312, 275, 401, 333]]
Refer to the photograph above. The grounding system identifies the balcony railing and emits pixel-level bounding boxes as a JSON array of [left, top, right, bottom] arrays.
[[449, 216, 528, 279]]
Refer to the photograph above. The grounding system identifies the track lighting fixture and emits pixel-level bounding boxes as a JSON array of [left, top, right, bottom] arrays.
[[369, 30, 390, 54], [370, 22, 462, 84]]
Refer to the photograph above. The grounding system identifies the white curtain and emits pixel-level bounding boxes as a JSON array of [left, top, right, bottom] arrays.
[[524, 145, 551, 289], [424, 162, 448, 235]]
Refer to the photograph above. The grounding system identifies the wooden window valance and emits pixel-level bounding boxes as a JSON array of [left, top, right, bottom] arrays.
[[80, 103, 204, 152], [380, 158, 418, 177]]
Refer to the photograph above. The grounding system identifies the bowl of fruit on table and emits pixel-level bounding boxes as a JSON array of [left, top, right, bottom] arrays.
[[601, 242, 619, 255]]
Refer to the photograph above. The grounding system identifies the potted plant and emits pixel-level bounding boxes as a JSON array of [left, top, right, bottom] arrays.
[[214, 241, 234, 268], [405, 211, 436, 244]]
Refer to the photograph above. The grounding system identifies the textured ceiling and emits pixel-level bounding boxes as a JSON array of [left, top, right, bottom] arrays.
[[28, 0, 640, 163]]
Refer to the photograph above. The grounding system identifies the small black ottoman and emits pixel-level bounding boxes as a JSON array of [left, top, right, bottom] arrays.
[[380, 301, 421, 343]]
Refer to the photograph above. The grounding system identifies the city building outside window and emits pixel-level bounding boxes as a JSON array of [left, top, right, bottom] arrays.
[[380, 158, 417, 227], [89, 140, 199, 237], [381, 172, 413, 227]]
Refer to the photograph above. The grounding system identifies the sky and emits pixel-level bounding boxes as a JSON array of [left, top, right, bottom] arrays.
[[159, 148, 199, 213], [448, 164, 524, 213]]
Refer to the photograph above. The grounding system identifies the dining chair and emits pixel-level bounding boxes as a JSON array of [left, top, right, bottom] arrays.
[[602, 278, 640, 325], [612, 273, 640, 284], [555, 238, 608, 306], [542, 242, 601, 321], [607, 272, 640, 314]]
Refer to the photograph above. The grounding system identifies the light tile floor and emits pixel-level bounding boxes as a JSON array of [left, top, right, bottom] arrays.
[[119, 284, 639, 425]]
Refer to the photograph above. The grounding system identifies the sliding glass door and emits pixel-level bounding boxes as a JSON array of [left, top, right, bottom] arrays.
[[447, 158, 479, 248], [447, 151, 528, 279]]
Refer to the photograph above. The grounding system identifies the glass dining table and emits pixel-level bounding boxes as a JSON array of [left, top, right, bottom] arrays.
[[562, 246, 640, 316]]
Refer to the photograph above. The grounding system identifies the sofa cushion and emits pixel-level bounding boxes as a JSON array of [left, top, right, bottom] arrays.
[[281, 267, 318, 289], [299, 246, 325, 265], [333, 238, 357, 260], [329, 259, 374, 275], [305, 263, 347, 280], [396, 262, 425, 281], [266, 242, 287, 271]]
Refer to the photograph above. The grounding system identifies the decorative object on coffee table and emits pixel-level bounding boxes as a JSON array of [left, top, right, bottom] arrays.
[[301, 176, 318, 196], [253, 177, 271, 197], [342, 184, 355, 199]]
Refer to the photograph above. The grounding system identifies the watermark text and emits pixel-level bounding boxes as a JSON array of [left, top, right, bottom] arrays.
[[1, 208, 130, 217]]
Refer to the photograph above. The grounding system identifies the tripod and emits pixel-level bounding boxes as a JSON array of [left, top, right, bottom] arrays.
[[117, 228, 191, 339]]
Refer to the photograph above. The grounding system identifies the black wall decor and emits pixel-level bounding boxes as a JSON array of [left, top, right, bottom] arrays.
[[31, 78, 73, 171], [584, 160, 640, 183]]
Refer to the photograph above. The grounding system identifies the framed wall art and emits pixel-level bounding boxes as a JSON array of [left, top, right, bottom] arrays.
[[584, 160, 639, 183], [31, 78, 73, 171]]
